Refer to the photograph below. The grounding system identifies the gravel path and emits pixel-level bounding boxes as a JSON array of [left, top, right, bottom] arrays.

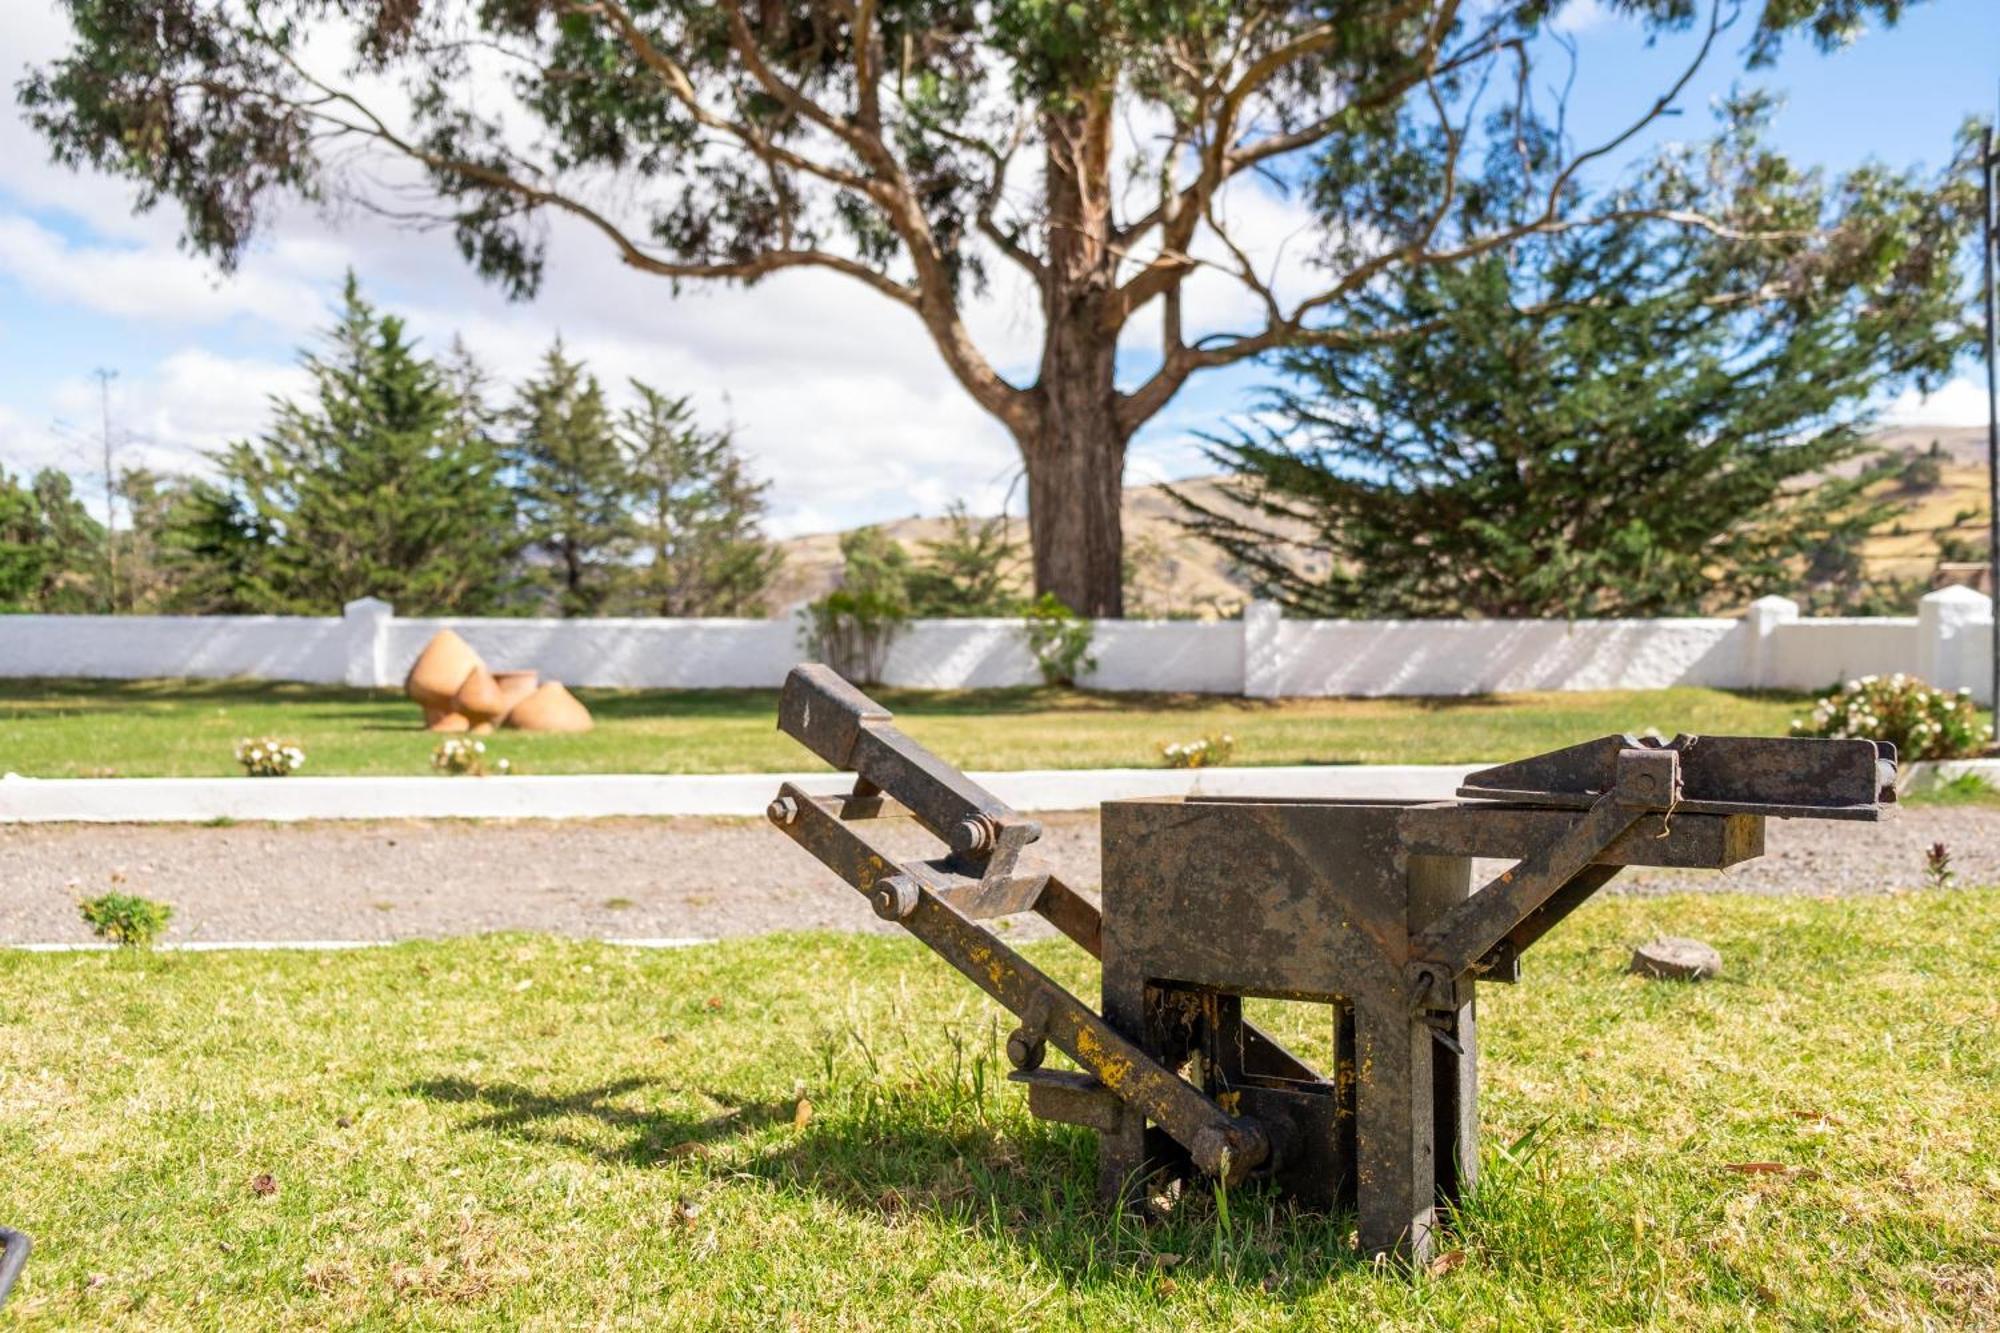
[[3, 807, 1995, 946]]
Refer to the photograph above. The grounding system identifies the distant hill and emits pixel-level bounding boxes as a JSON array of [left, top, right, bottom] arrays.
[[771, 426, 1993, 616]]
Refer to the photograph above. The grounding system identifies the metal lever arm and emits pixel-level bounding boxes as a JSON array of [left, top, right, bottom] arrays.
[[779, 666, 1040, 877], [770, 781, 1269, 1184], [1411, 747, 1678, 988]]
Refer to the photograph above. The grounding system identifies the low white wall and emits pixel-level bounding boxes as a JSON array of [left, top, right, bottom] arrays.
[[393, 615, 801, 689], [0, 590, 1991, 703], [0, 763, 1475, 822], [1762, 618, 1921, 692], [1258, 617, 1743, 697], [0, 613, 350, 683]]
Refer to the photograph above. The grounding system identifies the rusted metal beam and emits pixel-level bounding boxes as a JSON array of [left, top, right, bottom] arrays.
[[769, 780, 1269, 1183]]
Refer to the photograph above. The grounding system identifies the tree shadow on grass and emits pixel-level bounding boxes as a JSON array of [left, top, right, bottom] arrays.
[[410, 1071, 1376, 1288], [409, 1075, 796, 1166]]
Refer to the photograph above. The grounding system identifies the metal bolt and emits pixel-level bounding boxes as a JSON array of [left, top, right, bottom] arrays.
[[1005, 1031, 1045, 1071], [952, 816, 995, 854], [870, 876, 918, 921], [767, 796, 798, 826]]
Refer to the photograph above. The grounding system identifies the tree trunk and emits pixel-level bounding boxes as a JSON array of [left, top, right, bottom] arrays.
[[1027, 94, 1125, 618], [1024, 332, 1125, 618]]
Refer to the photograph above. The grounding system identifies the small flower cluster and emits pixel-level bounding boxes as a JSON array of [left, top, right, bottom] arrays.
[[431, 737, 512, 777], [1159, 732, 1236, 769], [1789, 673, 1992, 762], [235, 736, 305, 777]]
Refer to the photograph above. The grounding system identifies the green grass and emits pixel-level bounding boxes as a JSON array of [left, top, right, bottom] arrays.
[[2, 892, 1997, 1328], [0, 678, 1837, 777], [1903, 772, 2000, 808]]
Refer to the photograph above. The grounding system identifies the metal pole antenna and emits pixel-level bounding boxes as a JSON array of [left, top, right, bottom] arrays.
[[1984, 122, 1998, 724], [93, 367, 118, 611]]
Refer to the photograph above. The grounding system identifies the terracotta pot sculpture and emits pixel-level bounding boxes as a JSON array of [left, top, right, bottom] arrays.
[[405, 630, 482, 710], [423, 706, 472, 733], [492, 669, 540, 715], [505, 681, 594, 733], [453, 665, 508, 733], [402, 632, 584, 733]]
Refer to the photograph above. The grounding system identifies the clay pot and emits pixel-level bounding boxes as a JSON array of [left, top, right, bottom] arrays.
[[424, 707, 472, 733], [405, 631, 484, 710], [492, 669, 540, 717], [454, 665, 508, 730], [504, 681, 594, 733]]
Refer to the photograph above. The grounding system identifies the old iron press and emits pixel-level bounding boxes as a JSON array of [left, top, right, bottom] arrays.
[[766, 665, 1893, 1261]]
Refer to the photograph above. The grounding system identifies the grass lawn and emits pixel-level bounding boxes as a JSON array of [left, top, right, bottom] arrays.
[[0, 678, 1850, 778], [2, 891, 1997, 1328]]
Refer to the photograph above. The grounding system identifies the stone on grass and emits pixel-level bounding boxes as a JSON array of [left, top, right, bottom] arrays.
[[1630, 936, 1722, 981]]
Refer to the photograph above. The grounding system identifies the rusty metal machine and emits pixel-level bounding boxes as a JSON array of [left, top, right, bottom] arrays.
[[767, 665, 1893, 1262]]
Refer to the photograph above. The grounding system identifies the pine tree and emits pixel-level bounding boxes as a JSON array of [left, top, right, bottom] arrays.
[[21, 469, 105, 612], [507, 342, 628, 616], [169, 274, 518, 614], [0, 468, 51, 610], [906, 502, 1022, 617], [615, 382, 779, 617], [1176, 107, 1972, 619]]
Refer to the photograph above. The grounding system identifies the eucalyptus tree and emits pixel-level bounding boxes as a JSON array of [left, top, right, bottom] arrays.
[[23, 0, 1926, 613]]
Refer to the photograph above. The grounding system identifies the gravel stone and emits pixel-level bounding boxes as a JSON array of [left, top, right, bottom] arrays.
[[1629, 936, 1723, 981], [2, 806, 1993, 946]]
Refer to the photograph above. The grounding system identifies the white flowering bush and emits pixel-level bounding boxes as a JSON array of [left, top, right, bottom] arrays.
[[1789, 674, 1990, 761], [1159, 732, 1236, 769], [235, 736, 305, 777], [431, 737, 512, 776]]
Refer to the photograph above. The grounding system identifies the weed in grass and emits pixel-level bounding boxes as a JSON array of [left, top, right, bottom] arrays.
[[76, 891, 173, 946], [1926, 841, 1956, 891]]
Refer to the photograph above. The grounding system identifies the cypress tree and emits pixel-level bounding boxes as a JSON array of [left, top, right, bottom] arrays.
[[508, 342, 628, 616], [615, 382, 779, 617], [172, 273, 517, 614]]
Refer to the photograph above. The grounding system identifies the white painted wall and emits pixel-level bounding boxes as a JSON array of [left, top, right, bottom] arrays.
[[0, 613, 350, 683], [1762, 617, 1921, 692], [0, 590, 1990, 703], [1256, 617, 1744, 697]]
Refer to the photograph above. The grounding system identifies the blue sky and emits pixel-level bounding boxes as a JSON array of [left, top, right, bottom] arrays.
[[1, 0, 1995, 535]]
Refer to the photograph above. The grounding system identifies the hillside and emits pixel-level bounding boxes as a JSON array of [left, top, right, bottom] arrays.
[[772, 426, 1993, 617]]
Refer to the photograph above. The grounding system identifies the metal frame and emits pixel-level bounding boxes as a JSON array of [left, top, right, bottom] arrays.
[[767, 665, 1892, 1262]]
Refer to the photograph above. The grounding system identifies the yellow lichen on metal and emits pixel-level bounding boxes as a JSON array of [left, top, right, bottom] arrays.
[[963, 942, 1011, 990], [1073, 1026, 1135, 1091]]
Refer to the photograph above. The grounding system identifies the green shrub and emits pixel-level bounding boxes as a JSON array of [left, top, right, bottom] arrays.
[[1021, 593, 1096, 686], [803, 526, 912, 684], [1789, 673, 1991, 761], [79, 893, 174, 947]]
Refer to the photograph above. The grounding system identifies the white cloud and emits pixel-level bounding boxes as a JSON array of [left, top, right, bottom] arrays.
[[0, 216, 335, 330], [1885, 377, 1992, 428]]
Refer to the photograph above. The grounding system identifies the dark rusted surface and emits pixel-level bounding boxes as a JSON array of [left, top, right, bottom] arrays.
[[767, 664, 1892, 1266], [1461, 733, 1894, 820]]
